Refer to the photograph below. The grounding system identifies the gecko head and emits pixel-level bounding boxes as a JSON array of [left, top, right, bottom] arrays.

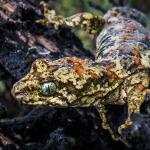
[[11, 57, 103, 107]]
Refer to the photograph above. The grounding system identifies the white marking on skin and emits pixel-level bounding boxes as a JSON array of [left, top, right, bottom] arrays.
[[16, 95, 26, 100], [93, 100, 99, 106], [72, 16, 80, 22], [63, 91, 68, 97], [58, 87, 67, 94], [67, 94, 77, 102], [81, 96, 88, 103], [141, 51, 150, 67], [54, 68, 79, 83], [66, 20, 75, 27], [80, 96, 97, 106], [83, 13, 93, 19], [121, 89, 127, 98], [104, 82, 108, 87], [50, 97, 67, 105], [126, 87, 133, 93], [86, 97, 96, 105], [111, 59, 129, 78], [143, 77, 150, 86], [75, 84, 84, 89], [127, 71, 131, 74], [32, 101, 45, 105], [114, 24, 123, 30], [83, 20, 88, 25], [97, 84, 101, 90]]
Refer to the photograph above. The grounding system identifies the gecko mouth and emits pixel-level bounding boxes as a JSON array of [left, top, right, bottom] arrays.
[[11, 85, 69, 106], [11, 84, 31, 104], [11, 85, 19, 99], [11, 88, 30, 104]]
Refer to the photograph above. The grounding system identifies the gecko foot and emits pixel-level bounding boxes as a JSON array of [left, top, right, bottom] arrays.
[[97, 107, 119, 140], [118, 118, 132, 134]]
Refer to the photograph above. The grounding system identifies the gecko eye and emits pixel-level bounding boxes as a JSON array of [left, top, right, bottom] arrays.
[[41, 82, 57, 95]]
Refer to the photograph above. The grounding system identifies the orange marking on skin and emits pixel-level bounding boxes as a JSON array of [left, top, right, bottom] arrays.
[[118, 23, 137, 33], [123, 35, 134, 40], [105, 70, 117, 79], [73, 64, 85, 79], [126, 22, 137, 31], [67, 57, 87, 65], [67, 57, 87, 79], [137, 84, 145, 91], [133, 47, 141, 66], [105, 63, 117, 79], [87, 70, 99, 80], [108, 45, 125, 52], [67, 57, 99, 80], [2, 3, 15, 13]]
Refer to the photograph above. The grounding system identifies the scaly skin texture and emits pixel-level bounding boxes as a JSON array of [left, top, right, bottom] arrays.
[[12, 2, 150, 139], [36, 1, 106, 34], [12, 57, 126, 106]]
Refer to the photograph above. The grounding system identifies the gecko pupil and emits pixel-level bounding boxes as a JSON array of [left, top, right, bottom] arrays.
[[41, 82, 57, 95]]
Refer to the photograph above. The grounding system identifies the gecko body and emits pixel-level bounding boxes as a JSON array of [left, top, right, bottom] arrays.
[[12, 4, 150, 139]]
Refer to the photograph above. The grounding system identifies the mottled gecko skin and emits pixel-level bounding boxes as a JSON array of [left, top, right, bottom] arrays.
[[12, 57, 127, 106], [12, 3, 150, 139]]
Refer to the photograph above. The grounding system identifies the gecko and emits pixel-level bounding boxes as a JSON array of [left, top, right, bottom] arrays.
[[11, 2, 150, 140]]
